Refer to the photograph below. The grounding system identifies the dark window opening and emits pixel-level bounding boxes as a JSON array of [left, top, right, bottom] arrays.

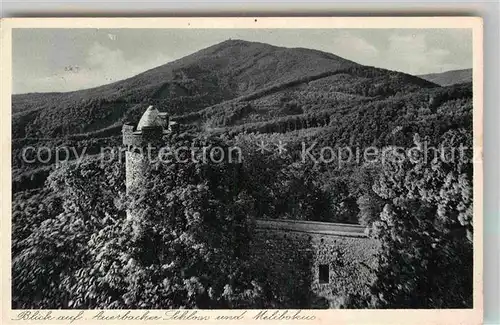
[[319, 264, 329, 284]]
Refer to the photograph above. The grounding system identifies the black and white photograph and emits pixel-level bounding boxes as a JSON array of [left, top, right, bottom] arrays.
[[3, 17, 482, 321]]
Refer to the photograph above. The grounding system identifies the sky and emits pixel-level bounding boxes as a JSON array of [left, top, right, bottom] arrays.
[[12, 28, 472, 94]]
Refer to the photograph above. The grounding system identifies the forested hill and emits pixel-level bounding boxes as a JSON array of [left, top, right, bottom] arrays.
[[418, 68, 472, 86], [12, 39, 438, 139]]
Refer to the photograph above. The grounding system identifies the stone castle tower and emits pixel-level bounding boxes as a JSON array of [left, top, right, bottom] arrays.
[[122, 106, 177, 219]]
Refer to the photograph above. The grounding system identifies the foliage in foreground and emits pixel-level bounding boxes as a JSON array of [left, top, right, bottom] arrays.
[[12, 128, 474, 308], [367, 130, 473, 308], [12, 135, 266, 308]]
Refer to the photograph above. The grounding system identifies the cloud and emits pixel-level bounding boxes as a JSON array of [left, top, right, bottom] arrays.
[[334, 32, 379, 58], [325, 31, 380, 65], [86, 42, 125, 69], [383, 33, 458, 75], [18, 42, 173, 93]]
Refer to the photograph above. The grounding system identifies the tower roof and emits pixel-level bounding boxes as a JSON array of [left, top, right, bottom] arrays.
[[137, 105, 163, 131]]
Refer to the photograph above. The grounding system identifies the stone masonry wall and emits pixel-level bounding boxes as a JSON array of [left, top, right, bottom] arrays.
[[309, 233, 379, 308], [125, 151, 148, 195], [252, 220, 379, 308], [250, 230, 315, 308]]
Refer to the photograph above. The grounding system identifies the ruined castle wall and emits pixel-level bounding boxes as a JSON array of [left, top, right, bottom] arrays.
[[252, 220, 380, 308], [310, 233, 379, 308], [251, 230, 315, 308]]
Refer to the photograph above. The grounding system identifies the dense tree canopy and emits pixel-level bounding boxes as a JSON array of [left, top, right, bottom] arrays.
[[12, 135, 265, 308], [367, 130, 473, 308]]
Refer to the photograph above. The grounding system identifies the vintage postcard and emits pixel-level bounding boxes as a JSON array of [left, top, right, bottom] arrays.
[[0, 17, 483, 324]]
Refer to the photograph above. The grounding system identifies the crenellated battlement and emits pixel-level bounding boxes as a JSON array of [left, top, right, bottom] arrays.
[[122, 123, 143, 147], [122, 126, 166, 147]]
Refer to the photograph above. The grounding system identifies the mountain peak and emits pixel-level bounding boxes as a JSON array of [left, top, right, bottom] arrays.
[[214, 38, 280, 48], [196, 38, 288, 58]]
